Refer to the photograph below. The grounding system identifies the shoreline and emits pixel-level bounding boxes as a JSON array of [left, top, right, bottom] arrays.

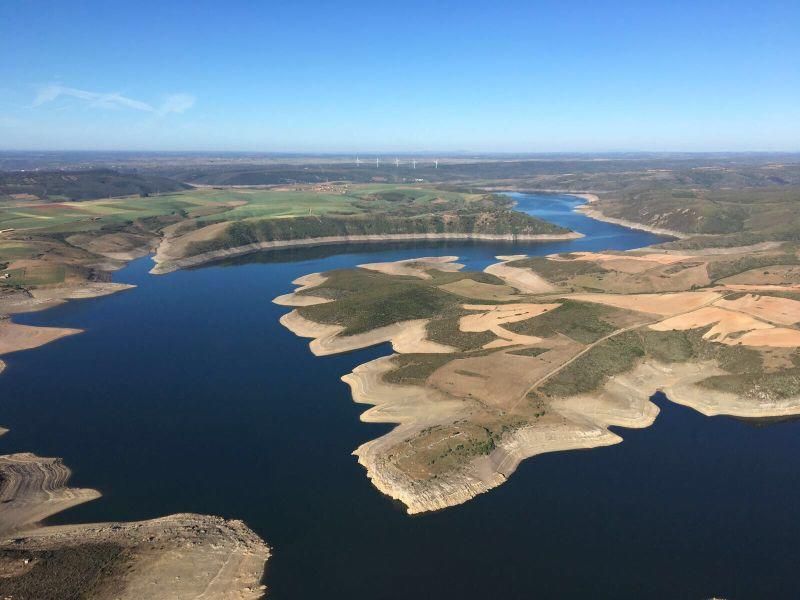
[[0, 438, 270, 599], [150, 230, 584, 274], [273, 251, 800, 513], [494, 188, 689, 239], [332, 347, 800, 514], [567, 193, 690, 239]]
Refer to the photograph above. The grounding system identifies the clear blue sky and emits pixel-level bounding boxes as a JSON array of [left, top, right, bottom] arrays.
[[1, 0, 798, 152]]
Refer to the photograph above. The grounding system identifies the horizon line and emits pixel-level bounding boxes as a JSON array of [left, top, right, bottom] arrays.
[[2, 148, 800, 156]]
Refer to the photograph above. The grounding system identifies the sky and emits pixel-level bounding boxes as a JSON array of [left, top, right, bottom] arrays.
[[1, 0, 798, 152]]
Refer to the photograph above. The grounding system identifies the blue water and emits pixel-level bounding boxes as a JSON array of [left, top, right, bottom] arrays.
[[1, 194, 798, 598]]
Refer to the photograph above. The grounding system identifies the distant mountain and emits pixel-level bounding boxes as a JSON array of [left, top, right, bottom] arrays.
[[0, 169, 190, 202]]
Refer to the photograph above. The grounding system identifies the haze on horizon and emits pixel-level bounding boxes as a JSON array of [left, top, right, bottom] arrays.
[[1, 0, 798, 153]]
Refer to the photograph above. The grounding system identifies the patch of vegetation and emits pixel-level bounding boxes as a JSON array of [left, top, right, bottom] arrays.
[[539, 326, 769, 398], [189, 209, 565, 256], [383, 354, 457, 386], [601, 186, 800, 242], [385, 408, 535, 477], [701, 369, 800, 401], [0, 169, 188, 202], [296, 269, 453, 335], [505, 300, 620, 344], [1, 264, 67, 286], [507, 347, 548, 357], [0, 543, 128, 600], [707, 253, 800, 281], [540, 331, 646, 397], [426, 314, 497, 351], [428, 270, 507, 287], [506, 256, 608, 282]]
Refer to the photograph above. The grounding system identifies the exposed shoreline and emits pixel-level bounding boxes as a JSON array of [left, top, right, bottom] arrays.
[[342, 355, 658, 514], [566, 193, 690, 239], [150, 230, 584, 274], [0, 438, 270, 598], [273, 250, 800, 514], [336, 349, 800, 514]]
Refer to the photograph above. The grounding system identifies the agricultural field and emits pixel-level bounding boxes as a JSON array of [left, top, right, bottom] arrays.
[[0, 182, 566, 305]]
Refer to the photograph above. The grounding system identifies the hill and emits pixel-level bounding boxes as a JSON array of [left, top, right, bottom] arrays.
[[0, 169, 189, 202]]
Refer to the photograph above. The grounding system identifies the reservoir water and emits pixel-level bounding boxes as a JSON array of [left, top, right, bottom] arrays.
[[1, 193, 798, 598]]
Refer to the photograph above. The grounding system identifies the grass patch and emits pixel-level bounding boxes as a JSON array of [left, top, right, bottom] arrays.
[[505, 300, 620, 344], [426, 314, 497, 351], [296, 269, 453, 335], [540, 331, 645, 397], [707, 253, 800, 281], [383, 354, 457, 386], [507, 347, 548, 357], [2, 264, 66, 286], [506, 256, 607, 281]]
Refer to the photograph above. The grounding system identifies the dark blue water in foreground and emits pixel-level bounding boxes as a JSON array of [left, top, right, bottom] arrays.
[[1, 193, 799, 599]]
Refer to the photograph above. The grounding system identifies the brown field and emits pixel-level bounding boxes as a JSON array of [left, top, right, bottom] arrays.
[[438, 279, 520, 301], [358, 256, 463, 279], [567, 291, 721, 316], [734, 328, 800, 347], [549, 251, 694, 274], [484, 257, 556, 293], [716, 293, 800, 326], [428, 338, 582, 409], [569, 262, 711, 294], [723, 284, 800, 293], [719, 264, 800, 286], [460, 303, 561, 331], [459, 303, 561, 348], [650, 306, 770, 340]]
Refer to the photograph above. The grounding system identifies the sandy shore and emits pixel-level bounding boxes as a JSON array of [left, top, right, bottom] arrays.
[[280, 310, 456, 355], [151, 231, 584, 274], [273, 272, 333, 306], [0, 319, 82, 357], [484, 255, 557, 293], [0, 282, 135, 315]]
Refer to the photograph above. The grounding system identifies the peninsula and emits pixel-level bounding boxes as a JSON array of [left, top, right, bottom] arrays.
[[277, 243, 800, 513]]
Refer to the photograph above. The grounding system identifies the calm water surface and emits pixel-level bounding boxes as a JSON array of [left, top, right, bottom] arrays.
[[1, 194, 798, 599]]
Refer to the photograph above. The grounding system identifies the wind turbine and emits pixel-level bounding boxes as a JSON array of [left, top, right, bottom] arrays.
[[395, 158, 399, 167], [412, 159, 416, 169], [435, 159, 439, 169], [356, 156, 361, 167], [376, 157, 380, 168]]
